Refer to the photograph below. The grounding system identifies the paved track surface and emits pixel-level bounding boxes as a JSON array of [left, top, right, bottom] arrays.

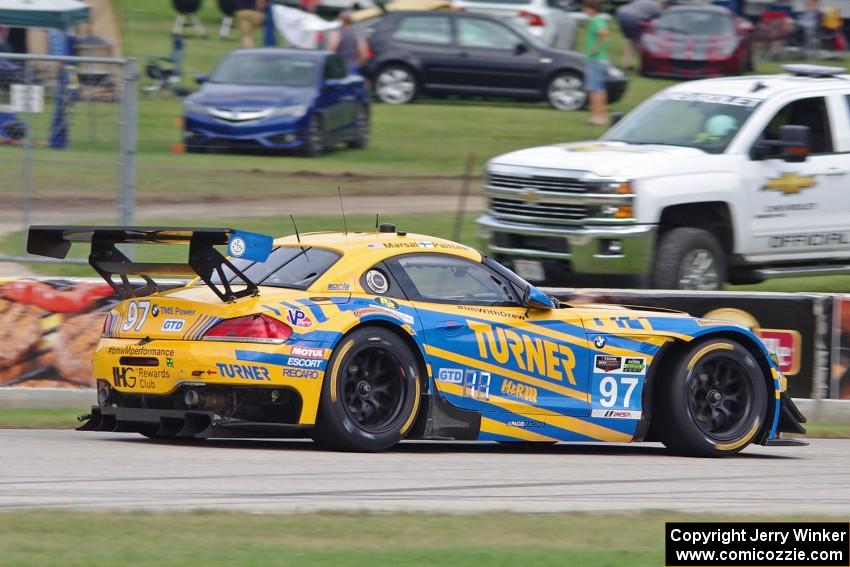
[[0, 430, 844, 515]]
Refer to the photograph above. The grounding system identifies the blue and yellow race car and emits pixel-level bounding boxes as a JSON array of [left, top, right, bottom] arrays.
[[27, 224, 806, 456]]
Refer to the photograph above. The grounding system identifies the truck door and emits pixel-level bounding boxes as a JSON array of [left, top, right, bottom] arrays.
[[744, 95, 850, 259]]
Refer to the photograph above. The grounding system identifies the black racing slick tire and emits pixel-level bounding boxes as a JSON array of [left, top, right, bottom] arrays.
[[654, 339, 769, 457], [311, 327, 422, 452], [651, 227, 726, 290]]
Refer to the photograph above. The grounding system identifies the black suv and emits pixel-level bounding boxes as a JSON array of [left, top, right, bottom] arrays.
[[361, 11, 628, 110]]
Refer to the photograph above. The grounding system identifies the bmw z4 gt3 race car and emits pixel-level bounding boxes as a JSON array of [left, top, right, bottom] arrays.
[[27, 224, 806, 456]]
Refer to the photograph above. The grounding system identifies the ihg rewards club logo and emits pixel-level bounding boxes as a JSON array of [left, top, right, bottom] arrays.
[[666, 522, 849, 567]]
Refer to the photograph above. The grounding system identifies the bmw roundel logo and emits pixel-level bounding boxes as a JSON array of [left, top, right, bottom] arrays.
[[593, 336, 606, 349], [229, 237, 246, 258], [151, 305, 159, 317]]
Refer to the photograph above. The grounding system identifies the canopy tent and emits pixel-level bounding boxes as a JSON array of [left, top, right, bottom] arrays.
[[0, 0, 90, 31]]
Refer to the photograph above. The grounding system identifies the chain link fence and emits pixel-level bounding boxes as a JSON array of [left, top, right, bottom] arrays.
[[0, 52, 137, 264]]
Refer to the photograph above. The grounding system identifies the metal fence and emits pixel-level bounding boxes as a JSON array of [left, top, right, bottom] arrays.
[[0, 52, 137, 264]]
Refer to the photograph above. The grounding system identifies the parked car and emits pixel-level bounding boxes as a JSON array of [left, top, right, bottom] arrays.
[[183, 48, 370, 157], [362, 11, 628, 110], [639, 5, 755, 79], [451, 0, 576, 47]]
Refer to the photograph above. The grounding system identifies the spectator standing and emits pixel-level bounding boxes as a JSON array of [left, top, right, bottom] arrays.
[[583, 0, 609, 126], [234, 0, 267, 48], [327, 12, 370, 72], [615, 0, 662, 70], [797, 0, 822, 54]]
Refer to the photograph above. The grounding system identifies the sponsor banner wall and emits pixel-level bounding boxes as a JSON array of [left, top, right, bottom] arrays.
[[548, 289, 827, 399]]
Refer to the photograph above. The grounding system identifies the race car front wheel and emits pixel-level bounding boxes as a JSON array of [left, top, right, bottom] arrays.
[[654, 338, 768, 457], [312, 327, 422, 451]]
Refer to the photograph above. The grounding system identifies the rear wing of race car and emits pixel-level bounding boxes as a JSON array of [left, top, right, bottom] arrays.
[[26, 226, 273, 303]]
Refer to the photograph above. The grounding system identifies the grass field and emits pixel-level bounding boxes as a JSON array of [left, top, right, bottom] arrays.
[[1, 407, 847, 438], [2, 509, 840, 567]]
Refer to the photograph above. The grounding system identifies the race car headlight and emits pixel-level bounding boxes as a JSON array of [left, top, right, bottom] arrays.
[[270, 105, 308, 118], [183, 100, 209, 115]]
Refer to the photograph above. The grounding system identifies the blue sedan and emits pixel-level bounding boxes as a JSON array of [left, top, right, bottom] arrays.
[[183, 49, 370, 157]]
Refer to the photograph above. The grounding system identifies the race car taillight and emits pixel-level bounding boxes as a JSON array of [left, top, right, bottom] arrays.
[[519, 10, 544, 27], [202, 314, 292, 344]]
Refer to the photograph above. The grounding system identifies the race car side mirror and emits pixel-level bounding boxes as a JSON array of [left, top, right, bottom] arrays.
[[523, 285, 555, 310]]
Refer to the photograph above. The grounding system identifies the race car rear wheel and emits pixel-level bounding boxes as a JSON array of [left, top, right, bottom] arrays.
[[654, 338, 768, 457], [312, 327, 422, 451]]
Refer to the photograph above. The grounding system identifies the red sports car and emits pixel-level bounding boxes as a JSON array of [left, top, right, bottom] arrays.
[[640, 5, 755, 79]]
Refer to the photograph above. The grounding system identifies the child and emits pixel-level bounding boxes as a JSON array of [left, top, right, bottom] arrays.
[[583, 0, 609, 126]]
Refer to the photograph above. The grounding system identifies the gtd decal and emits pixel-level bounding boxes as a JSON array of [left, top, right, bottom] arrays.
[[283, 368, 320, 379], [287, 357, 323, 369], [160, 318, 185, 332], [286, 309, 313, 329], [216, 363, 270, 381], [437, 368, 463, 384], [291, 346, 325, 358]]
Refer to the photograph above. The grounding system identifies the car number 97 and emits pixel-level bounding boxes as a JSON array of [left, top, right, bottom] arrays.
[[591, 374, 644, 419]]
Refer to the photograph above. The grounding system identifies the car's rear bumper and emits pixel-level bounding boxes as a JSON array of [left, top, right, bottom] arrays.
[[92, 338, 329, 425]]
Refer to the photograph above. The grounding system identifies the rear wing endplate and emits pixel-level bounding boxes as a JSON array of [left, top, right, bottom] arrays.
[[26, 226, 273, 303]]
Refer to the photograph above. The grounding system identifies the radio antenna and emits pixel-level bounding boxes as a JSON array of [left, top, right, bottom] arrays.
[[290, 214, 301, 243], [375, 213, 379, 231], [338, 187, 348, 236], [291, 214, 308, 259]]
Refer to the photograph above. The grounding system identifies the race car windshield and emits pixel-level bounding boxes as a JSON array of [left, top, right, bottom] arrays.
[[602, 93, 761, 154], [210, 246, 341, 290], [655, 11, 734, 35], [209, 55, 317, 87]]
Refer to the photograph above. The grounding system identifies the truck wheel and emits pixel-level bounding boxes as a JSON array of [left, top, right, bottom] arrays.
[[312, 327, 422, 452], [653, 338, 768, 457], [651, 228, 726, 290]]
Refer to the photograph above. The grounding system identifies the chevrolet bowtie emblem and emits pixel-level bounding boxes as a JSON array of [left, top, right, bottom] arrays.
[[764, 172, 816, 195], [520, 189, 540, 203]]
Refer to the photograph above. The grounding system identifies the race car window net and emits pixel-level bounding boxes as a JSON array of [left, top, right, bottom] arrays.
[[603, 94, 761, 154], [209, 246, 341, 291]]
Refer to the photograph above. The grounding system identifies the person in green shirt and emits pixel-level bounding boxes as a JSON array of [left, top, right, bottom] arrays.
[[583, 0, 609, 125]]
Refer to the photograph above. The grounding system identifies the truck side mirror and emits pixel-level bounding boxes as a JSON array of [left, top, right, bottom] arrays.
[[610, 111, 624, 126], [753, 125, 810, 163], [777, 125, 810, 162]]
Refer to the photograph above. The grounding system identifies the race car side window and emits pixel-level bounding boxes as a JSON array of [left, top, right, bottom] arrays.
[[387, 253, 519, 306]]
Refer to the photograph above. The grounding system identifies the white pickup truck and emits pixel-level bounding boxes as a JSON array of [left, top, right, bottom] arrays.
[[476, 64, 850, 290]]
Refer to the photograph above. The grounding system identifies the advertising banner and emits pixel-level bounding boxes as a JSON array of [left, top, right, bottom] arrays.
[[0, 278, 114, 389]]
